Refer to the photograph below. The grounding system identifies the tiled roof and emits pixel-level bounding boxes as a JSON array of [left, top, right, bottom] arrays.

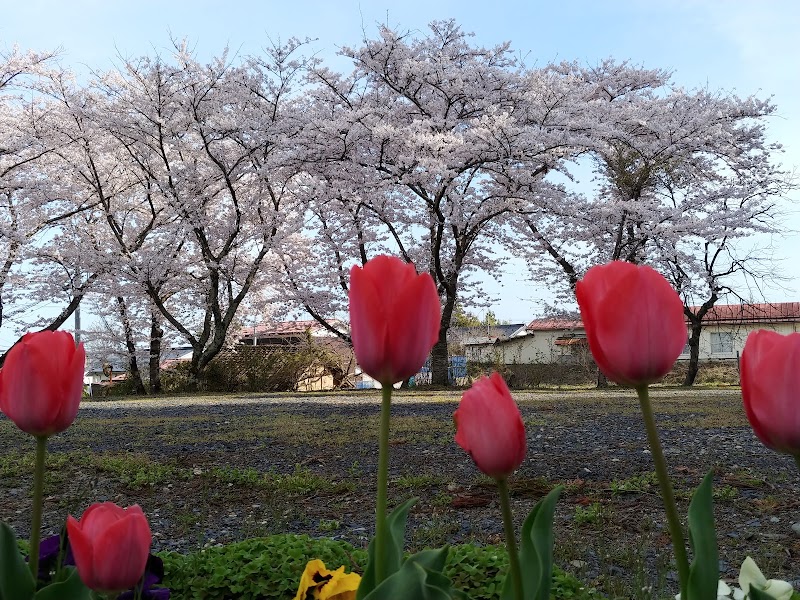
[[241, 320, 343, 338], [525, 318, 583, 331], [688, 302, 800, 323], [525, 302, 800, 332]]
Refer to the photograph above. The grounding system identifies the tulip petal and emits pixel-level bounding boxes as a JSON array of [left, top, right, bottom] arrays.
[[91, 512, 151, 592], [80, 503, 125, 540], [577, 262, 685, 386], [385, 273, 441, 383], [349, 256, 441, 385], [0, 331, 83, 437], [741, 330, 800, 454], [2, 341, 60, 436], [349, 264, 389, 382], [67, 514, 97, 589], [454, 373, 526, 478]]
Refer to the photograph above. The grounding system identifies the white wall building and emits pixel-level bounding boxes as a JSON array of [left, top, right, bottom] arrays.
[[464, 303, 800, 365]]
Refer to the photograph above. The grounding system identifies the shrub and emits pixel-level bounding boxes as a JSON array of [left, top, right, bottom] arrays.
[[159, 342, 350, 393]]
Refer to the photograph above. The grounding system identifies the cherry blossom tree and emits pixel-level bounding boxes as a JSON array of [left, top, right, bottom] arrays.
[[516, 61, 794, 385], [81, 43, 308, 383], [296, 21, 573, 385], [0, 47, 97, 359]]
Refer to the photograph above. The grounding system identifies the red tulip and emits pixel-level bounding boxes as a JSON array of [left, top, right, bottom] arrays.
[[0, 330, 85, 437], [741, 330, 800, 456], [454, 372, 527, 479], [349, 255, 441, 385], [67, 502, 152, 593], [576, 261, 686, 387]]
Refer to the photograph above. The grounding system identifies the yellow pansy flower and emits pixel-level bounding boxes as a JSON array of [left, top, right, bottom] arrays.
[[294, 559, 362, 600]]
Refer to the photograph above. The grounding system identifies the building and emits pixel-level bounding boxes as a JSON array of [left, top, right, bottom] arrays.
[[238, 320, 355, 390], [464, 302, 800, 366], [450, 324, 527, 363], [682, 302, 800, 360]]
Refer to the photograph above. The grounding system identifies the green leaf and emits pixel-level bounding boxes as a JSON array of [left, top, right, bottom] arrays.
[[356, 497, 418, 600], [362, 551, 464, 600], [0, 521, 35, 600], [34, 567, 91, 600], [686, 471, 719, 600], [404, 547, 449, 574], [501, 485, 563, 600], [748, 586, 777, 600]]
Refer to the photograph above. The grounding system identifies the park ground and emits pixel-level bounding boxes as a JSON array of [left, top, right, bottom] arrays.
[[1, 387, 798, 598]]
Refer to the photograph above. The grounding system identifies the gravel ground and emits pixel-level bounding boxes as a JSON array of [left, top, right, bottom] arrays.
[[2, 388, 799, 596]]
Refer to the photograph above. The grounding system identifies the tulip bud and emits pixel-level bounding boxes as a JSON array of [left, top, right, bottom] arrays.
[[0, 330, 85, 437], [454, 372, 526, 479], [576, 261, 686, 387], [349, 255, 441, 386], [740, 330, 800, 457], [67, 502, 152, 593]]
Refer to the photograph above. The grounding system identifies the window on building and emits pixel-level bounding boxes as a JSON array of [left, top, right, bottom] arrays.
[[710, 332, 734, 354]]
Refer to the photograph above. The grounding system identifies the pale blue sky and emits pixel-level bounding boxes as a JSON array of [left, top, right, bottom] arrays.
[[2, 0, 799, 325]]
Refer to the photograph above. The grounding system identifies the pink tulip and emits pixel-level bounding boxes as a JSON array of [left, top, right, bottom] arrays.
[[576, 261, 686, 387], [67, 502, 152, 593], [454, 372, 527, 479], [349, 255, 441, 385], [741, 330, 800, 456], [0, 330, 85, 437]]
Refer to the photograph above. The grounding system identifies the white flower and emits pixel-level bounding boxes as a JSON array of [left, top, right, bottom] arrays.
[[739, 557, 794, 600], [674, 579, 735, 600]]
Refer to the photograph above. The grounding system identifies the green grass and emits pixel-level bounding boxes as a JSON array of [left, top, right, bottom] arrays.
[[157, 535, 604, 600], [573, 502, 607, 526], [609, 471, 658, 495]]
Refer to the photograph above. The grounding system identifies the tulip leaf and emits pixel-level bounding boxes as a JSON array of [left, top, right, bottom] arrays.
[[361, 548, 466, 600], [356, 497, 418, 600], [34, 567, 91, 600], [0, 521, 35, 600], [747, 586, 776, 600], [501, 485, 563, 600], [686, 471, 718, 600]]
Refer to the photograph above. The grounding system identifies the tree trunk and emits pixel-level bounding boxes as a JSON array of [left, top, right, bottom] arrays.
[[682, 322, 702, 386], [430, 288, 457, 386], [149, 312, 163, 394], [116, 297, 147, 395], [430, 332, 450, 387], [596, 370, 609, 389]]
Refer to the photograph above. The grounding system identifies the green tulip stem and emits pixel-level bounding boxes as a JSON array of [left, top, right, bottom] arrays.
[[29, 435, 48, 580], [374, 383, 393, 586], [635, 384, 690, 600], [794, 454, 800, 473], [497, 477, 524, 600]]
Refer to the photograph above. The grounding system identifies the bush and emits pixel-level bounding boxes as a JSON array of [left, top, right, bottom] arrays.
[[158, 535, 602, 600], [159, 342, 349, 393], [467, 361, 597, 389], [661, 360, 740, 386]]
